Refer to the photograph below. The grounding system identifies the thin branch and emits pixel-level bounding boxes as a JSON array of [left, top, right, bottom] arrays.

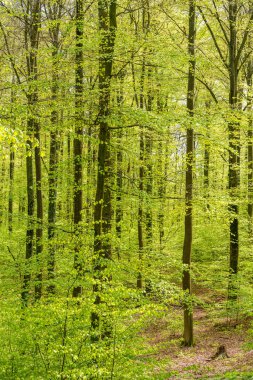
[[211, 0, 229, 44], [198, 6, 228, 70], [159, 4, 187, 37], [238, 47, 253, 73], [236, 10, 253, 66], [176, 67, 218, 103], [0, 21, 28, 97]]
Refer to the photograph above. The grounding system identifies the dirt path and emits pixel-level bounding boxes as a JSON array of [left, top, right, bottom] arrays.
[[143, 306, 253, 379]]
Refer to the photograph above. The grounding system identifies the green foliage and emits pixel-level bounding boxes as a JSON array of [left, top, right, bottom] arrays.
[[0, 0, 253, 378]]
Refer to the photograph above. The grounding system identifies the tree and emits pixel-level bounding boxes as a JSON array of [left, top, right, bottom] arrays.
[[91, 0, 117, 338], [198, 0, 253, 301], [21, 0, 42, 305], [72, 0, 84, 298], [45, 0, 64, 294], [182, 0, 196, 347]]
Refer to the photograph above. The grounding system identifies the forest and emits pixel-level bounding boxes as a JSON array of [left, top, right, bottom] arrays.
[[0, 0, 253, 379]]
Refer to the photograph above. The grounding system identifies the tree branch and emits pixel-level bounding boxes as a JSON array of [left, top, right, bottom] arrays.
[[211, 0, 229, 44], [198, 6, 228, 70], [236, 10, 253, 67]]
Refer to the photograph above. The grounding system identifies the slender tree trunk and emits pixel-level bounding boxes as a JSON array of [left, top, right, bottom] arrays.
[[48, 128, 59, 293], [0, 157, 6, 224], [157, 89, 166, 253], [116, 129, 123, 260], [32, 0, 43, 301], [182, 0, 196, 346], [8, 79, 16, 233], [72, 0, 84, 298], [86, 125, 92, 226], [246, 58, 253, 233], [47, 9, 62, 293], [22, 0, 41, 305], [91, 0, 117, 338], [34, 118, 43, 301], [115, 73, 124, 259], [22, 125, 34, 306], [204, 102, 211, 210], [145, 68, 153, 294], [137, 56, 145, 290], [8, 148, 14, 233], [228, 0, 240, 301], [158, 140, 165, 251], [66, 133, 72, 219], [137, 126, 144, 289], [248, 121, 253, 227]]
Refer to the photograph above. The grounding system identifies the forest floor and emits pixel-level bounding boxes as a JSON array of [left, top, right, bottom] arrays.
[[142, 290, 253, 379]]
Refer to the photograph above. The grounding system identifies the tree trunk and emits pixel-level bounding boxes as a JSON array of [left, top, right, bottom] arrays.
[[115, 73, 124, 259], [204, 102, 211, 210], [182, 0, 196, 347], [72, 0, 84, 298], [137, 55, 145, 290], [91, 0, 117, 338], [8, 78, 16, 234], [145, 68, 153, 294], [22, 0, 41, 306], [34, 118, 43, 301], [8, 148, 14, 234], [246, 58, 253, 233], [47, 5, 62, 294], [227, 0, 240, 301], [137, 126, 144, 289]]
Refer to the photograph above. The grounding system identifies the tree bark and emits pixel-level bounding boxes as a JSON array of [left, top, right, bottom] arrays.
[[8, 78, 16, 234], [246, 57, 253, 233], [22, 0, 41, 306], [47, 2, 62, 294], [91, 0, 117, 338], [34, 119, 43, 301], [182, 0, 196, 347], [72, 0, 84, 298], [145, 68, 153, 294], [137, 54, 145, 290], [227, 0, 240, 301], [204, 101, 211, 210], [115, 73, 124, 259]]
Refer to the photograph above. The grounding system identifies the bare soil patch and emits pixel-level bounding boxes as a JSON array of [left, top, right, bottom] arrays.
[[142, 303, 253, 379]]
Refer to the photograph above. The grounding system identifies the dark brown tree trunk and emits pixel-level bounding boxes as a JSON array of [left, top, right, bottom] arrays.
[[228, 0, 240, 301], [47, 3, 62, 294], [22, 0, 41, 306], [137, 56, 145, 290], [72, 0, 84, 298], [204, 102, 211, 210], [145, 69, 153, 294], [8, 148, 14, 233], [116, 129, 123, 260], [158, 140, 165, 251], [91, 0, 117, 338], [33, 0, 43, 302], [22, 130, 34, 306], [48, 127, 59, 294], [182, 0, 196, 346], [115, 74, 124, 259], [248, 121, 253, 227], [86, 125, 93, 226], [157, 90, 167, 253], [8, 79, 16, 234], [137, 126, 144, 289], [34, 118, 43, 301], [66, 133, 72, 219], [246, 58, 253, 233]]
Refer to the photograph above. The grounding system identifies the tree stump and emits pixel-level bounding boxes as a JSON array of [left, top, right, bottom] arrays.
[[210, 344, 229, 360]]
